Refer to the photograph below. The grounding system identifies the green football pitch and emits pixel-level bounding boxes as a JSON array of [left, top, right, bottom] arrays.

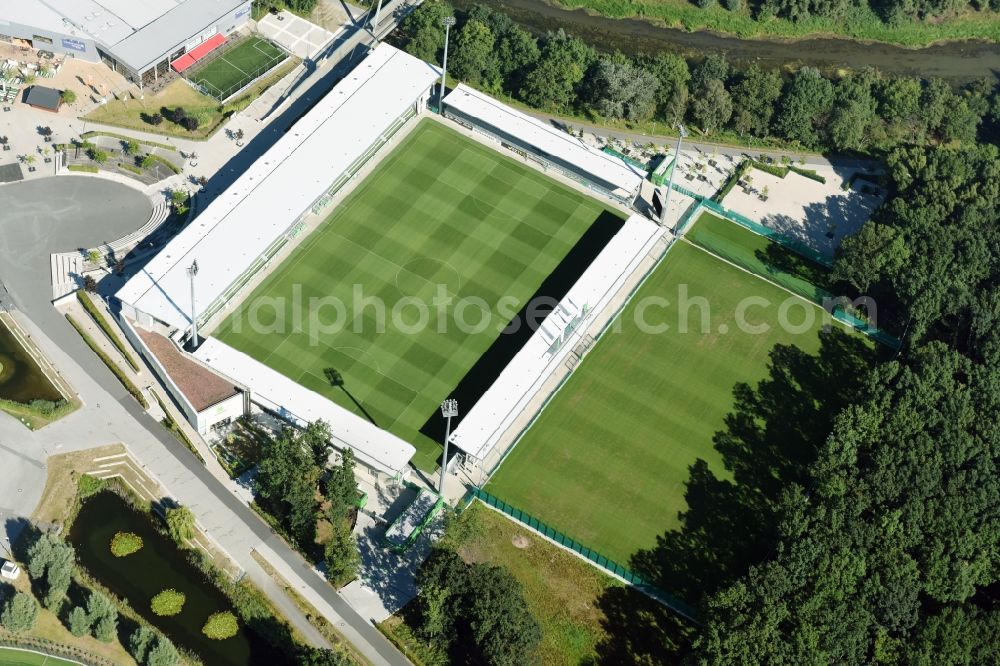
[[189, 36, 284, 97], [215, 119, 619, 471], [0, 647, 78, 665], [486, 238, 861, 566]]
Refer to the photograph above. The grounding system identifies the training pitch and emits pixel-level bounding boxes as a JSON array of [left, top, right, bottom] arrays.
[[486, 237, 857, 566], [189, 36, 284, 97], [215, 119, 618, 471]]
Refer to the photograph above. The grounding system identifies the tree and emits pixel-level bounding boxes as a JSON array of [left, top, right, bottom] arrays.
[[165, 506, 196, 545], [169, 188, 189, 215], [690, 53, 729, 95], [254, 426, 320, 548], [27, 534, 74, 611], [775, 67, 834, 146], [139, 154, 155, 169], [286, 0, 318, 12], [730, 64, 782, 137], [90, 148, 108, 164], [827, 73, 878, 151], [86, 590, 117, 642], [586, 52, 659, 122], [323, 520, 361, 587], [68, 606, 92, 636], [60, 89, 76, 105], [181, 116, 200, 132], [640, 52, 689, 124], [468, 564, 541, 666], [1, 593, 38, 634], [689, 78, 732, 135], [202, 611, 239, 640], [128, 625, 157, 663], [123, 139, 140, 156], [450, 20, 498, 88], [324, 448, 358, 521], [295, 647, 354, 666], [83, 275, 98, 293], [399, 1, 454, 63], [148, 113, 164, 126], [301, 419, 332, 468], [145, 635, 181, 666], [520, 30, 594, 111]]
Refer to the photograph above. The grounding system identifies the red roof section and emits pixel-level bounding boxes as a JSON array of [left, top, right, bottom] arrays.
[[171, 33, 227, 73]]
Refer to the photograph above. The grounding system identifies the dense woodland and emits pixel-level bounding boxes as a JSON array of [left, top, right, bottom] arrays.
[[399, 2, 998, 154], [399, 4, 1000, 664], [705, 0, 1000, 24]]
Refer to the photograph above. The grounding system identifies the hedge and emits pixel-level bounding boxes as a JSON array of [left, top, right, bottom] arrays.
[[79, 131, 176, 151], [788, 165, 826, 183], [65, 313, 149, 408], [77, 291, 140, 372]]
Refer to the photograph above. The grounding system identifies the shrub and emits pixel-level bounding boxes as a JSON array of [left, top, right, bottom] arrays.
[[93, 613, 118, 642], [172, 107, 187, 122], [181, 116, 200, 131], [149, 113, 164, 126], [202, 611, 239, 640], [60, 89, 76, 104], [89, 148, 109, 164], [0, 593, 38, 634], [28, 399, 60, 415], [110, 531, 144, 557], [78, 474, 106, 498], [166, 506, 196, 545], [151, 589, 186, 616]]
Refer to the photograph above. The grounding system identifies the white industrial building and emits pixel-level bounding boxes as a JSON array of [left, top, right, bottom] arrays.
[[116, 43, 440, 476], [1, 0, 252, 88]]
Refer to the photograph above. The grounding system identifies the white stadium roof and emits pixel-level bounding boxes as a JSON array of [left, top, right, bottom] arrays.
[[193, 338, 416, 476], [117, 43, 440, 330], [443, 83, 644, 198], [450, 214, 664, 461]]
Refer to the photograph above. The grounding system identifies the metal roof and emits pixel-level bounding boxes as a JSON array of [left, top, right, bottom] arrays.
[[194, 337, 416, 475], [449, 214, 663, 461], [116, 43, 440, 331], [25, 85, 62, 110], [11, 0, 247, 72], [443, 84, 644, 197]]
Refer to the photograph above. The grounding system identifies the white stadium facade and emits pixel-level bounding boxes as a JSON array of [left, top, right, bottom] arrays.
[[114, 42, 660, 480]]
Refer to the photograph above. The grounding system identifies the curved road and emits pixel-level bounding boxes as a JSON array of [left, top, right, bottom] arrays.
[[0, 176, 408, 664]]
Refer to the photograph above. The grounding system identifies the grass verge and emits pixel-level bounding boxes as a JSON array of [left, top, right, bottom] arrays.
[[79, 131, 176, 151], [76, 292, 140, 372], [64, 314, 148, 408], [66, 165, 98, 173]]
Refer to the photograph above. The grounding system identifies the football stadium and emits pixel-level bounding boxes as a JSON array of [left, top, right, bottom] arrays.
[[115, 43, 653, 479]]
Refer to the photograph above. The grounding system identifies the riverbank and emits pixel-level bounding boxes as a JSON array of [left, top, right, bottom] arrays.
[[552, 0, 1000, 46], [454, 0, 1000, 82]]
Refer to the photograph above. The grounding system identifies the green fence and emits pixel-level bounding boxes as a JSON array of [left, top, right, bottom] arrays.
[[601, 146, 651, 172], [470, 487, 701, 624]]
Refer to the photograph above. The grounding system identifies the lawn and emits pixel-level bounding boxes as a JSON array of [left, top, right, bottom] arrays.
[[685, 211, 833, 304], [215, 119, 619, 471], [83, 79, 224, 140], [379, 502, 694, 665], [486, 240, 857, 565], [188, 36, 286, 99], [0, 648, 81, 665]]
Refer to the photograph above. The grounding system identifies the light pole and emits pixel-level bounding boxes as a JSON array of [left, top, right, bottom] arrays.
[[438, 398, 458, 496], [660, 123, 688, 229], [187, 259, 200, 347], [371, 0, 385, 38], [437, 16, 456, 114]]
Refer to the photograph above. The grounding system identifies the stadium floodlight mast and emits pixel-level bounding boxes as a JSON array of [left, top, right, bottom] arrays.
[[438, 398, 458, 495], [371, 0, 385, 38], [187, 259, 200, 347], [660, 123, 688, 229], [438, 16, 457, 114]]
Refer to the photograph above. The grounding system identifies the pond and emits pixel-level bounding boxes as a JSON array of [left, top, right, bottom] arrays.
[[452, 0, 1000, 83], [68, 492, 292, 666], [0, 319, 63, 404]]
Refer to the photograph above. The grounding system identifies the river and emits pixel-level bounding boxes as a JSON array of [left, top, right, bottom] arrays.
[[451, 0, 1000, 83]]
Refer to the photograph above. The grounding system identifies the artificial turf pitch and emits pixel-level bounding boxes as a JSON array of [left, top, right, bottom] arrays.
[[486, 238, 856, 566], [215, 119, 618, 471], [189, 36, 284, 97]]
